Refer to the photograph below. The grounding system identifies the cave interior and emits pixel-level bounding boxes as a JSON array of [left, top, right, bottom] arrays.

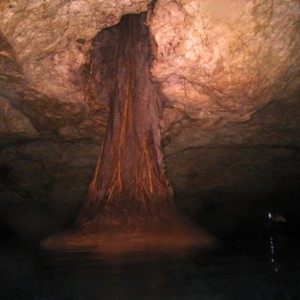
[[0, 0, 299, 247]]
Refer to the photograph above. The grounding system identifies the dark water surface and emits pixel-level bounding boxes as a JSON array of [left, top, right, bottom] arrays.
[[0, 233, 299, 300]]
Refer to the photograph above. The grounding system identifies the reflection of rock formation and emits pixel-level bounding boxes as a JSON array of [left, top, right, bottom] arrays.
[[0, 1, 299, 240]]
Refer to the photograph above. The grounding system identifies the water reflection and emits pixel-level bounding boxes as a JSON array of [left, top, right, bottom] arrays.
[[266, 211, 290, 273], [269, 234, 288, 273], [0, 235, 299, 300]]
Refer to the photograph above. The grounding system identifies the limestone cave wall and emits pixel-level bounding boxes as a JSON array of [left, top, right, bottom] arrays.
[[0, 0, 299, 239]]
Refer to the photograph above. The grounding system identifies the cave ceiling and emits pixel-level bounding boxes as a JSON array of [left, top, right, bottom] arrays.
[[0, 0, 300, 207]]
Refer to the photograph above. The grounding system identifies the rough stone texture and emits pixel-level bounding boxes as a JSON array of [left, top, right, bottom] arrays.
[[0, 0, 151, 145], [0, 141, 100, 241], [0, 0, 149, 101], [164, 91, 300, 218], [0, 28, 105, 144], [0, 0, 299, 236], [0, 141, 99, 204], [150, 0, 300, 123]]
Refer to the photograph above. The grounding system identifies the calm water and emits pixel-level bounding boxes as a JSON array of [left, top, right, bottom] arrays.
[[0, 233, 299, 300]]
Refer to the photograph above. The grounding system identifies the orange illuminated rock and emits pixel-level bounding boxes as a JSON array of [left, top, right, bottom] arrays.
[[42, 14, 215, 252]]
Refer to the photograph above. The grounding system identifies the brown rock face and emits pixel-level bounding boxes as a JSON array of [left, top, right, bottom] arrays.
[[150, 0, 300, 122], [0, 0, 149, 102], [79, 14, 174, 223], [42, 14, 214, 251], [0, 0, 299, 241]]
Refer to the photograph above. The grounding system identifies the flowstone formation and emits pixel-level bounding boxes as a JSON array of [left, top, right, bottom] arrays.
[[42, 14, 214, 252], [0, 0, 299, 244]]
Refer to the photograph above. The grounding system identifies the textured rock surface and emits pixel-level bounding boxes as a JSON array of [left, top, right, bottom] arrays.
[[0, 141, 99, 204], [0, 0, 149, 101], [0, 0, 299, 236], [150, 0, 300, 123]]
